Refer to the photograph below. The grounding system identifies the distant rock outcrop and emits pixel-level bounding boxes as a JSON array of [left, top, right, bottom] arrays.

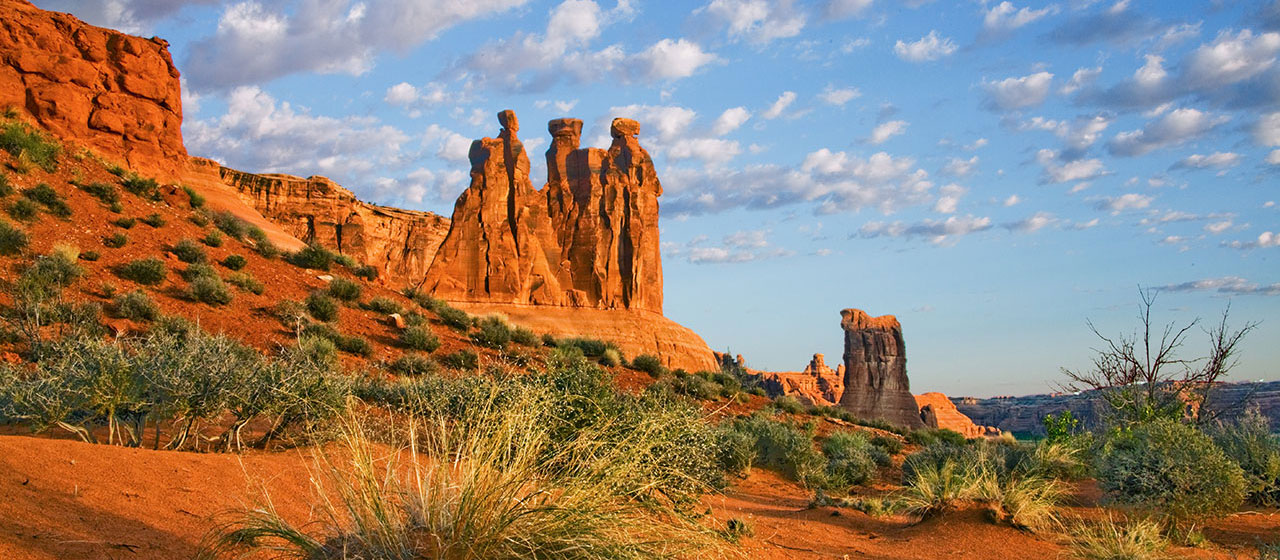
[[760, 353, 845, 407], [839, 309, 924, 429], [915, 392, 1001, 437], [424, 111, 663, 313], [0, 0, 187, 181]]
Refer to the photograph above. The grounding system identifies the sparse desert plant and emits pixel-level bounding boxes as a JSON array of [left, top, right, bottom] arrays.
[[187, 275, 233, 306], [181, 263, 219, 282], [361, 296, 401, 315], [907, 427, 968, 447], [221, 254, 247, 270], [79, 250, 100, 262], [6, 198, 38, 222], [140, 213, 166, 227], [325, 277, 361, 302], [976, 471, 1064, 532], [727, 413, 827, 487], [721, 518, 753, 544], [871, 434, 905, 455], [631, 354, 667, 377], [1098, 418, 1246, 528], [822, 430, 881, 488], [0, 219, 28, 255], [116, 257, 167, 285], [0, 172, 12, 196], [716, 425, 756, 476], [335, 334, 373, 357], [305, 292, 339, 322], [286, 244, 335, 270], [182, 185, 205, 208], [435, 304, 472, 331], [203, 229, 224, 247], [226, 272, 264, 295], [78, 182, 120, 206], [109, 290, 159, 321], [0, 121, 59, 172], [773, 394, 805, 414], [246, 226, 278, 258], [401, 325, 441, 353], [439, 349, 478, 371], [112, 217, 136, 229], [676, 373, 721, 400], [559, 336, 619, 358], [211, 210, 251, 240], [1206, 409, 1280, 507], [389, 353, 439, 376], [599, 347, 622, 367], [274, 300, 308, 333], [351, 263, 378, 281], [471, 314, 513, 348], [104, 231, 128, 248], [1066, 516, 1168, 560], [121, 174, 160, 200], [897, 458, 974, 517], [511, 326, 538, 346], [22, 184, 71, 217], [171, 238, 208, 263]]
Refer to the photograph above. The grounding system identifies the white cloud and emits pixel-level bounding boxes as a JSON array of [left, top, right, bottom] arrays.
[[893, 30, 957, 62], [1018, 114, 1111, 153], [1004, 211, 1058, 233], [1224, 231, 1280, 249], [933, 184, 966, 214], [667, 138, 742, 166], [700, 0, 806, 44], [1268, 150, 1280, 165], [1108, 108, 1226, 156], [606, 104, 697, 144], [942, 156, 978, 177], [631, 39, 720, 81], [1182, 29, 1280, 89], [1204, 220, 1234, 234], [36, 0, 217, 34], [983, 2, 1058, 33], [1093, 193, 1153, 213], [1158, 276, 1280, 296], [423, 124, 473, 162], [1003, 194, 1021, 207], [983, 71, 1054, 110], [712, 107, 752, 135], [1256, 112, 1280, 147], [819, 85, 862, 106], [762, 91, 797, 119], [858, 214, 992, 244], [1060, 66, 1102, 95], [1171, 152, 1241, 170], [1035, 149, 1109, 184], [868, 120, 908, 144]]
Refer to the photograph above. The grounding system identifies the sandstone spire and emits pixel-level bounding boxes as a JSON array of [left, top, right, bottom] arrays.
[[838, 309, 924, 428]]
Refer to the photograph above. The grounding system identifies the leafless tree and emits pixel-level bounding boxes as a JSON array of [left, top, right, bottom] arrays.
[[1062, 288, 1258, 425]]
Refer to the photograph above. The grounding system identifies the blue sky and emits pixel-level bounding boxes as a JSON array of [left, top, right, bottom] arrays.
[[37, 0, 1280, 397]]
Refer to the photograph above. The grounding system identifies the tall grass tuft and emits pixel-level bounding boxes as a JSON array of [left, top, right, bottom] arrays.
[[1066, 515, 1168, 560]]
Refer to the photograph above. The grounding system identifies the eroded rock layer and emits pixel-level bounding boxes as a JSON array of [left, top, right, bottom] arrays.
[[424, 112, 663, 313], [915, 392, 1001, 438], [840, 309, 924, 429], [0, 0, 186, 181], [760, 353, 845, 407]]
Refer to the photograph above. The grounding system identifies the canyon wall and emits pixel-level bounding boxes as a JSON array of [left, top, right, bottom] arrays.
[[0, 0, 186, 181]]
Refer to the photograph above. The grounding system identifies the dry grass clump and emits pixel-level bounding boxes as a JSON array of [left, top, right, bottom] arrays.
[[1065, 515, 1168, 560]]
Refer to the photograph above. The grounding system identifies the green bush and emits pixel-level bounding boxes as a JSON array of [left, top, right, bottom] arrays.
[[171, 239, 207, 263], [181, 263, 219, 282], [599, 348, 622, 367], [226, 272, 265, 295], [104, 231, 128, 248], [78, 182, 120, 205], [439, 349, 478, 371], [112, 217, 136, 229], [773, 395, 805, 414], [389, 353, 439, 376], [907, 427, 968, 447], [1207, 410, 1280, 506], [676, 373, 721, 400], [361, 297, 401, 315], [471, 315, 512, 349], [116, 257, 167, 285], [726, 413, 827, 487], [0, 219, 28, 255], [334, 334, 373, 357], [511, 326, 538, 346], [286, 244, 334, 270], [1097, 419, 1246, 525], [22, 184, 71, 218], [247, 226, 278, 258], [222, 255, 247, 270], [871, 434, 905, 455], [559, 337, 617, 358], [79, 250, 100, 262], [717, 426, 757, 476], [822, 431, 881, 487], [203, 230, 224, 247], [0, 121, 59, 172], [6, 198, 37, 222], [109, 290, 159, 321], [140, 213, 166, 227], [305, 292, 339, 322], [182, 185, 205, 208], [211, 211, 250, 240], [435, 304, 472, 331], [187, 275, 233, 306], [401, 325, 440, 353], [631, 354, 666, 377], [121, 175, 160, 200], [326, 277, 362, 302]]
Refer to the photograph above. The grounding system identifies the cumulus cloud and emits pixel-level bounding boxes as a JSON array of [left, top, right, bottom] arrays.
[[819, 85, 861, 106], [422, 124, 473, 162], [1017, 113, 1112, 157], [857, 214, 992, 244], [762, 91, 797, 119], [932, 184, 966, 214], [1107, 108, 1227, 157], [942, 156, 978, 177], [893, 31, 957, 62], [1256, 112, 1280, 146], [1269, 150, 1280, 165], [1003, 194, 1021, 207], [672, 229, 794, 264], [184, 0, 531, 90], [1204, 220, 1234, 234], [1224, 231, 1280, 249], [698, 0, 806, 44], [1093, 193, 1153, 213], [1170, 152, 1241, 170], [712, 107, 752, 135], [1003, 211, 1059, 233], [983, 71, 1054, 110], [35, 0, 217, 34], [982, 2, 1058, 35], [632, 39, 721, 81], [867, 120, 908, 144], [1035, 149, 1109, 184], [1060, 66, 1102, 95], [1157, 276, 1280, 296]]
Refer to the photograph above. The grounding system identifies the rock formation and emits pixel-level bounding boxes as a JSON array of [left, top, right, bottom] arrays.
[[0, 0, 187, 181], [760, 354, 845, 407], [840, 309, 924, 429], [423, 112, 663, 313], [915, 392, 1001, 437]]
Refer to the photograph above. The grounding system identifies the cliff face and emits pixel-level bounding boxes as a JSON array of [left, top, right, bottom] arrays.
[[0, 0, 186, 181], [838, 309, 925, 429], [424, 112, 663, 313], [915, 393, 1000, 437], [214, 165, 451, 283], [760, 353, 845, 407]]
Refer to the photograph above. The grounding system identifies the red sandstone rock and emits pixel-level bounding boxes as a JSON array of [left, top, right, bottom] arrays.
[[0, 0, 187, 181], [915, 392, 1001, 438], [759, 353, 845, 407], [839, 309, 924, 429]]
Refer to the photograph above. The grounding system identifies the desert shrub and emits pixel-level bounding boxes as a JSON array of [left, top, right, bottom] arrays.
[[112, 217, 136, 229], [0, 172, 9, 196], [171, 239, 207, 263], [211, 211, 250, 240], [6, 198, 37, 222], [1097, 419, 1246, 526], [0, 121, 59, 171], [325, 277, 362, 302], [471, 315, 513, 349], [907, 427, 968, 447], [1031, 439, 1089, 481], [1207, 409, 1280, 507], [773, 394, 805, 414], [187, 275, 233, 306], [78, 182, 119, 205], [305, 292, 339, 322], [1044, 410, 1081, 443], [0, 219, 28, 255], [109, 290, 159, 321], [188, 212, 210, 227], [726, 413, 827, 487], [202, 229, 224, 247], [559, 336, 617, 358], [103, 231, 127, 248], [246, 226, 278, 258], [221, 254, 248, 270], [1066, 516, 1167, 560], [401, 325, 441, 353], [274, 300, 308, 332], [359, 297, 399, 316], [120, 175, 160, 200], [116, 257, 167, 285], [406, 289, 445, 312], [599, 348, 622, 367], [334, 334, 372, 357], [22, 184, 71, 218], [434, 304, 472, 331], [389, 353, 439, 376], [226, 272, 264, 295], [871, 434, 905, 455], [286, 244, 334, 270], [182, 185, 205, 208], [510, 326, 538, 346], [978, 471, 1064, 532], [631, 354, 666, 377], [716, 426, 757, 476], [79, 250, 100, 262], [439, 349, 478, 371], [897, 456, 975, 517], [822, 430, 880, 487], [351, 263, 378, 281], [140, 213, 165, 227], [180, 263, 219, 282], [676, 373, 721, 400]]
